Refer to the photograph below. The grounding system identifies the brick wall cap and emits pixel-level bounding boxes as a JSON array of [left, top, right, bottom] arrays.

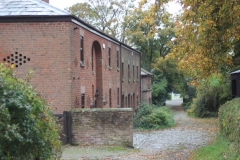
[[71, 108, 132, 113]]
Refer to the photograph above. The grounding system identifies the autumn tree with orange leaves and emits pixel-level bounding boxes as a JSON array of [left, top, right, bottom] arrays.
[[168, 0, 240, 86]]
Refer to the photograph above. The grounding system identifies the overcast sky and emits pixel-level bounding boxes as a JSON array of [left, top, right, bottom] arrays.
[[49, 0, 182, 14]]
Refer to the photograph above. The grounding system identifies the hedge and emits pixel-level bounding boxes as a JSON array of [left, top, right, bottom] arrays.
[[219, 98, 240, 154]]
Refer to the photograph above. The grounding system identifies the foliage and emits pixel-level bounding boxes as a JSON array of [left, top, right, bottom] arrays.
[[219, 98, 240, 155], [152, 57, 189, 105], [0, 64, 61, 159], [168, 0, 240, 86], [134, 103, 175, 129], [66, 0, 134, 42], [187, 73, 231, 117], [124, 7, 175, 70], [181, 85, 196, 110], [152, 76, 168, 105], [67, 0, 176, 71], [191, 135, 240, 160]]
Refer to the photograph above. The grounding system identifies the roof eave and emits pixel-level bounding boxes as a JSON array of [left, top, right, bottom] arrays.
[[0, 15, 142, 55], [0, 15, 73, 22]]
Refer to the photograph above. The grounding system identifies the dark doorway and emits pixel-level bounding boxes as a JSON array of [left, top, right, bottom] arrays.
[[92, 41, 103, 108]]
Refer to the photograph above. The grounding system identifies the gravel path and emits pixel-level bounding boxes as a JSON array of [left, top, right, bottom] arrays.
[[120, 105, 218, 160], [61, 104, 218, 160]]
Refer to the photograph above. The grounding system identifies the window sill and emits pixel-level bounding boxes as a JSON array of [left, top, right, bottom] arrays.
[[108, 66, 112, 70], [117, 67, 120, 71], [80, 61, 85, 67], [122, 79, 124, 82]]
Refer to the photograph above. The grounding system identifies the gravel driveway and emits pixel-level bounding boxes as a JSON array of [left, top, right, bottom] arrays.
[[61, 103, 218, 160]]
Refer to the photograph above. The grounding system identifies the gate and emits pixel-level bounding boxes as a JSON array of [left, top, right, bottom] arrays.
[[54, 111, 72, 145]]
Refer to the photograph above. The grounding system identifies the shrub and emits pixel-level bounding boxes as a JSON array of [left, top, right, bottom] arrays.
[[193, 87, 220, 117], [134, 103, 175, 129], [219, 98, 240, 154], [188, 73, 231, 117], [0, 64, 62, 159]]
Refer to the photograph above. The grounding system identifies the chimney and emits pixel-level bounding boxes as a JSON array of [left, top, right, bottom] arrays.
[[42, 0, 49, 3]]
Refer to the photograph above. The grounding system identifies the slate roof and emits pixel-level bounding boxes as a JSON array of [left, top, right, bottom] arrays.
[[141, 68, 153, 76], [231, 70, 240, 75], [0, 0, 70, 16]]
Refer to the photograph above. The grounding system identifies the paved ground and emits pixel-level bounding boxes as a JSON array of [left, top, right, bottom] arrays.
[[165, 100, 183, 107], [61, 101, 218, 160]]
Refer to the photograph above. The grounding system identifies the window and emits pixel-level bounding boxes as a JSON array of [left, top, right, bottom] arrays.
[[122, 62, 124, 80], [122, 95, 124, 108], [125, 96, 127, 108], [80, 36, 84, 64], [128, 94, 130, 108], [117, 88, 120, 105], [133, 93, 135, 108], [133, 66, 135, 81], [117, 51, 119, 68], [137, 95, 139, 106], [128, 64, 130, 82], [137, 66, 139, 80], [131, 95, 133, 108], [92, 47, 94, 71], [108, 48, 111, 67], [109, 89, 112, 108], [81, 93, 85, 108]]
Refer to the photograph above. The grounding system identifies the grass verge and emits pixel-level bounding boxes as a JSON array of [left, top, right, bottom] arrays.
[[190, 136, 239, 160]]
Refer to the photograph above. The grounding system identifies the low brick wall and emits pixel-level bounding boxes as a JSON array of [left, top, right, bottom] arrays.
[[71, 108, 133, 146]]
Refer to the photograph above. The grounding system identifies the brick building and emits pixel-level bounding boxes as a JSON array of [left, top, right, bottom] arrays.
[[0, 0, 141, 114], [141, 68, 153, 105]]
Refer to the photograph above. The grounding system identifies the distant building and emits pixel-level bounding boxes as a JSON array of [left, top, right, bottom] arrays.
[[0, 0, 141, 113], [231, 70, 240, 98], [141, 68, 153, 105]]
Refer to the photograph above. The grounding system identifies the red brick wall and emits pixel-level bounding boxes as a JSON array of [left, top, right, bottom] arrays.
[[141, 76, 152, 105], [71, 108, 133, 146], [121, 46, 141, 111], [0, 22, 72, 114], [71, 24, 122, 109], [0, 20, 141, 113]]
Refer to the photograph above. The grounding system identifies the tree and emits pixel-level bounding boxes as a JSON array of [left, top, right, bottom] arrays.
[[168, 0, 240, 86], [152, 57, 186, 105], [0, 64, 61, 159], [66, 0, 135, 41], [123, 5, 175, 70]]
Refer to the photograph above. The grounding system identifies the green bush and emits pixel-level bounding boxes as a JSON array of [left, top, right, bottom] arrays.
[[0, 64, 62, 159], [219, 98, 240, 154], [134, 103, 175, 129], [193, 87, 220, 117], [188, 73, 231, 117]]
